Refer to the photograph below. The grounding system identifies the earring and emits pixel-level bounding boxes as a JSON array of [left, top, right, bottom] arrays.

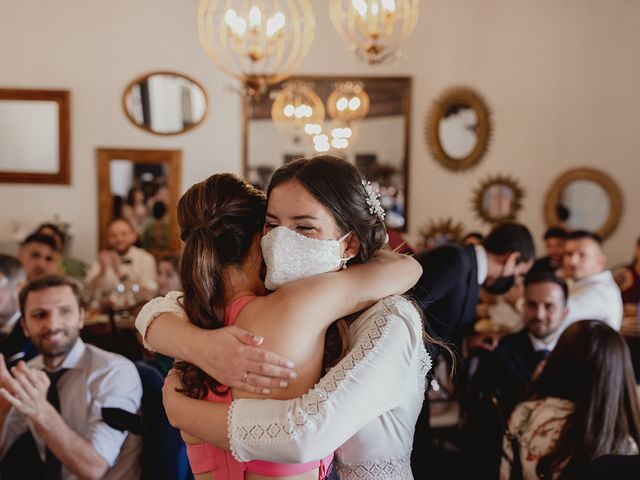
[[341, 259, 348, 270]]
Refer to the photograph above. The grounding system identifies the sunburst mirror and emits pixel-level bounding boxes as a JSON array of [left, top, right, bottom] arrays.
[[472, 174, 524, 224], [418, 218, 465, 250]]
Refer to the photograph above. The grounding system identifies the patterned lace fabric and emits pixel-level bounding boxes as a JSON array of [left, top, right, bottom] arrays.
[[229, 295, 430, 476], [336, 455, 412, 480]]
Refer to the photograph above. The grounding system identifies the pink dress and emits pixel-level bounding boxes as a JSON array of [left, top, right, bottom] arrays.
[[186, 295, 333, 479]]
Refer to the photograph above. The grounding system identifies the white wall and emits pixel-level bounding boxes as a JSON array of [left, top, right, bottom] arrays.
[[1, 0, 639, 266]]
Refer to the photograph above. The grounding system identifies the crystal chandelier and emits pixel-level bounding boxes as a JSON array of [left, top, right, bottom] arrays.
[[198, 1, 315, 95], [327, 81, 370, 122], [271, 81, 325, 141], [329, 0, 419, 65]]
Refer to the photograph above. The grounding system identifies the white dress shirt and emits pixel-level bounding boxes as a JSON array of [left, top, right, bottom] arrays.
[[563, 270, 623, 331], [135, 294, 431, 480], [0, 339, 143, 480], [475, 245, 488, 285], [86, 245, 158, 297]]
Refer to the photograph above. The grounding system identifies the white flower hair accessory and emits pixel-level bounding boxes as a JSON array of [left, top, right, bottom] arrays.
[[361, 179, 386, 221]]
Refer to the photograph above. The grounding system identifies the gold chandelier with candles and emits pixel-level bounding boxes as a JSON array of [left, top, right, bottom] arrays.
[[197, 0, 315, 95], [271, 81, 325, 141], [329, 0, 420, 65], [327, 81, 370, 122]]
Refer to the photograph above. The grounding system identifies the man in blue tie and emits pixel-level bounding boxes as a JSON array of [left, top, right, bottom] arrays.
[[0, 275, 142, 479], [463, 271, 570, 478]]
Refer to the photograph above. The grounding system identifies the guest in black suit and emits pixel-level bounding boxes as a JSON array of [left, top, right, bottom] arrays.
[[464, 271, 570, 478], [0, 255, 36, 365], [411, 222, 536, 344], [410, 223, 536, 477], [530, 226, 567, 275]]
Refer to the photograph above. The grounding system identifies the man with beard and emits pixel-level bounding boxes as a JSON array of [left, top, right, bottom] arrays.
[[0, 275, 142, 479], [85, 217, 157, 301], [463, 271, 570, 478]]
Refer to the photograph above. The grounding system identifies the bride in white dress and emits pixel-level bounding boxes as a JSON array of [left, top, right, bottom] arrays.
[[137, 156, 433, 479]]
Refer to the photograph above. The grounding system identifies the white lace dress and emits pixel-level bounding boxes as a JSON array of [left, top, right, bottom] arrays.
[[136, 294, 431, 480]]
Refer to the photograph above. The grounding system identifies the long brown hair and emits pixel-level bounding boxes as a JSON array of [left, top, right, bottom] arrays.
[[173, 173, 266, 399], [523, 320, 640, 478]]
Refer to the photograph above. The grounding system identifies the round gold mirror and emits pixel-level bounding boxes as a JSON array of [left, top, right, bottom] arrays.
[[544, 168, 623, 239], [123, 71, 209, 135], [472, 174, 524, 224], [425, 87, 492, 171]]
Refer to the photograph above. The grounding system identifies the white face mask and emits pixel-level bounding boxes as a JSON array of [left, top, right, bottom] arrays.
[[261, 226, 351, 291]]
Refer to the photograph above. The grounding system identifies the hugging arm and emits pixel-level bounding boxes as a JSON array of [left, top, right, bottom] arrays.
[[136, 292, 296, 394], [164, 301, 429, 463]]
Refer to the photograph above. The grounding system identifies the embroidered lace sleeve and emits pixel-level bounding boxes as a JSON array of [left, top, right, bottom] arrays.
[[228, 297, 430, 464], [134, 291, 186, 351]]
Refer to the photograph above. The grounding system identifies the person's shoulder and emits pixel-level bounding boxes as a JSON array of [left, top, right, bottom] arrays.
[[414, 244, 468, 262], [85, 343, 139, 376], [130, 245, 156, 261], [497, 329, 530, 351], [358, 295, 424, 342]]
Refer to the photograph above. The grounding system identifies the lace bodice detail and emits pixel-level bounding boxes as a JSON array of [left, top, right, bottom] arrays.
[[229, 295, 430, 479]]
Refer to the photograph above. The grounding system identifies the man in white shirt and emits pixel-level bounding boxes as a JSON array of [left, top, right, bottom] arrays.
[[85, 217, 157, 301], [562, 230, 622, 331], [0, 275, 142, 479]]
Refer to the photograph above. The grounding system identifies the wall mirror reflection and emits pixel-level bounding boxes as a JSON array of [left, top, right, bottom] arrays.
[[243, 75, 411, 230], [544, 167, 623, 239], [123, 71, 208, 135], [0, 89, 70, 184], [473, 174, 524, 224], [418, 218, 465, 251], [425, 87, 491, 171], [97, 148, 182, 257]]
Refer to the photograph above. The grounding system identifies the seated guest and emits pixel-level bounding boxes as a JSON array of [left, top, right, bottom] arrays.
[[562, 230, 623, 330], [0, 275, 142, 479], [18, 234, 61, 281], [463, 272, 570, 477], [157, 255, 180, 296], [34, 223, 88, 280], [530, 226, 567, 275], [0, 255, 36, 365], [85, 218, 157, 301], [501, 320, 640, 480]]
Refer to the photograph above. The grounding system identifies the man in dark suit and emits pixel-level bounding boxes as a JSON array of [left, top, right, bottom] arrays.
[[464, 271, 570, 478], [530, 226, 567, 275], [0, 255, 35, 365], [410, 223, 536, 477], [412, 222, 536, 345]]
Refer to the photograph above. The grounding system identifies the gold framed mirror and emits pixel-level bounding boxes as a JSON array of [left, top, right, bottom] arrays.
[[425, 87, 491, 171], [472, 174, 524, 224], [543, 167, 623, 239], [97, 148, 182, 257], [0, 88, 70, 184], [122, 71, 209, 136], [418, 218, 465, 250], [242, 75, 411, 231]]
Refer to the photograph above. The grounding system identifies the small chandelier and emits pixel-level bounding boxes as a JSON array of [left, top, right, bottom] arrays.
[[198, 0, 315, 95], [329, 0, 419, 65], [327, 81, 370, 122], [271, 81, 325, 141]]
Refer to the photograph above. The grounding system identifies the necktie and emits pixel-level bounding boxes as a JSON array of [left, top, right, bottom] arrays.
[[45, 369, 68, 480], [535, 349, 550, 363]]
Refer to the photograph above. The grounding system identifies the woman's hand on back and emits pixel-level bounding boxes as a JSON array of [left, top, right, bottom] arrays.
[[197, 326, 298, 394]]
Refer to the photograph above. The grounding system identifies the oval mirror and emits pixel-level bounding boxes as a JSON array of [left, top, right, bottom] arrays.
[[425, 87, 492, 171], [123, 71, 208, 135], [472, 174, 524, 224], [544, 168, 623, 239]]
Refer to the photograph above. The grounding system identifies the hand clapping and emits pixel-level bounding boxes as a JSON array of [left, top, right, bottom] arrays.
[[0, 360, 50, 421]]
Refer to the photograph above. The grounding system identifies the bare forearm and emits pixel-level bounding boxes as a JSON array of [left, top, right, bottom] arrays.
[[167, 393, 230, 449], [33, 406, 108, 480]]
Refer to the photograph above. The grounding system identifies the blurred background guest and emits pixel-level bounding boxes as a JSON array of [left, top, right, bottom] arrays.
[[18, 233, 60, 281], [156, 255, 180, 296], [33, 223, 88, 279], [531, 226, 567, 275]]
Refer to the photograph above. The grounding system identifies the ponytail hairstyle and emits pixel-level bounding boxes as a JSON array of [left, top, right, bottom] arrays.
[[173, 173, 266, 399]]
